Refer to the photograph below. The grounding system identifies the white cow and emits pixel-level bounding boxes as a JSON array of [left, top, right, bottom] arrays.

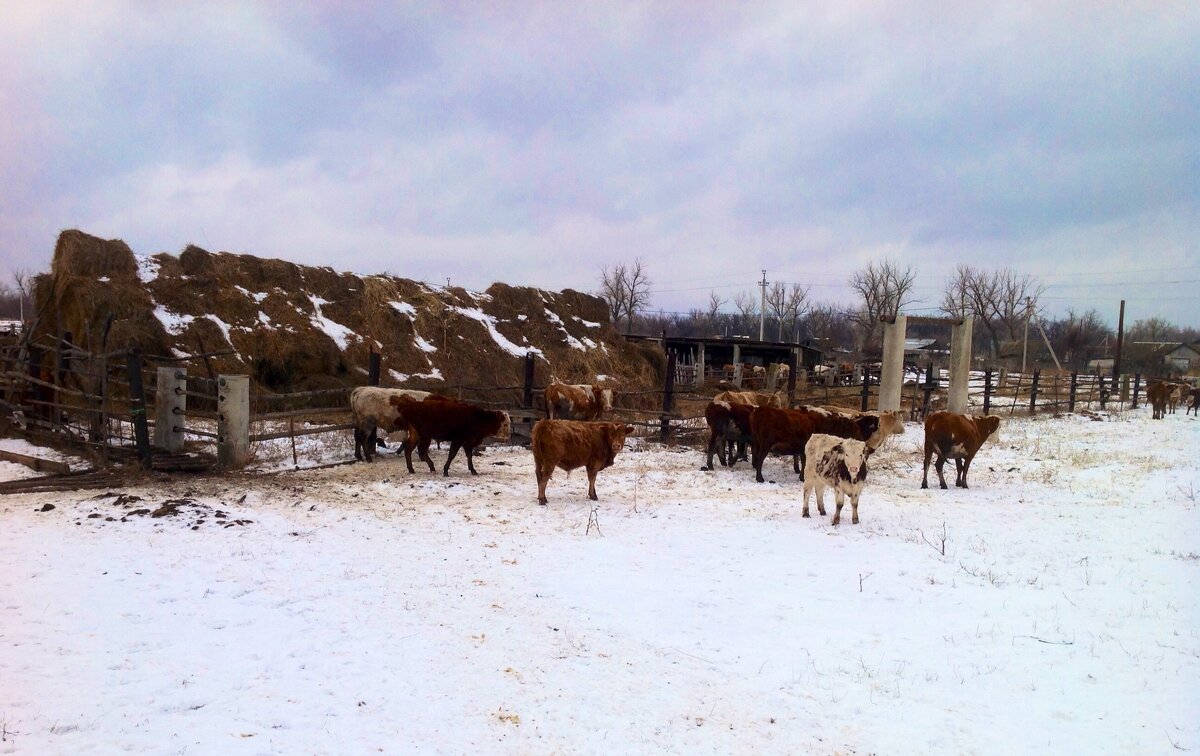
[[802, 434, 869, 525]]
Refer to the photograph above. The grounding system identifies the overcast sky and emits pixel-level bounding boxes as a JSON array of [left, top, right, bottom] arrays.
[[2, 2, 1197, 327]]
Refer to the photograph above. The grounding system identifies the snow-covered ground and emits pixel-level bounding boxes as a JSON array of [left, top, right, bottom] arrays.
[[1, 411, 1197, 753]]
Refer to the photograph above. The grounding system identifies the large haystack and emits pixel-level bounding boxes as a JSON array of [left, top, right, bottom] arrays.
[[33, 230, 659, 395]]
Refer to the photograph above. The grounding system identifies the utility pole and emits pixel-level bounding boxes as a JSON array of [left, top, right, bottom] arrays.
[[1113, 299, 1125, 380], [758, 270, 767, 341], [1021, 296, 1032, 373]]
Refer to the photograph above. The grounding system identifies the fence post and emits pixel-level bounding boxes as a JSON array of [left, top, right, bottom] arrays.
[[217, 374, 250, 469], [127, 351, 153, 469], [786, 353, 797, 409], [1069, 372, 1078, 412], [522, 353, 535, 409], [983, 368, 992, 415], [368, 350, 381, 386], [860, 367, 871, 412], [155, 366, 186, 453], [1099, 374, 1108, 410], [1131, 373, 1141, 409], [660, 351, 677, 443], [1029, 370, 1040, 414]]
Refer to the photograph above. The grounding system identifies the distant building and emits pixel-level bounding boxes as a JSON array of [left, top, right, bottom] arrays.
[[1160, 342, 1200, 372]]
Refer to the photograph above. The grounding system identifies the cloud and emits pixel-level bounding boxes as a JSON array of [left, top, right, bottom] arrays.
[[1, 1, 1196, 327]]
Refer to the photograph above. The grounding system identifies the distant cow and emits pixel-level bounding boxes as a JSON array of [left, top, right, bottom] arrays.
[[714, 390, 785, 409], [544, 382, 614, 421], [391, 395, 511, 476], [349, 386, 431, 462], [703, 400, 756, 470], [1187, 388, 1200, 417], [532, 420, 632, 505], [921, 412, 1001, 490], [812, 406, 905, 451], [1147, 382, 1171, 420], [802, 434, 869, 525]]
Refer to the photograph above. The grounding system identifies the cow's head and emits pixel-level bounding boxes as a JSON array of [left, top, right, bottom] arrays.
[[839, 439, 869, 483], [977, 415, 1001, 443], [495, 411, 512, 441], [604, 423, 633, 456], [599, 389, 614, 412]]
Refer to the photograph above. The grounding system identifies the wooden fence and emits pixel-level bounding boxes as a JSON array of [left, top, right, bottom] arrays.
[[0, 332, 1169, 479]]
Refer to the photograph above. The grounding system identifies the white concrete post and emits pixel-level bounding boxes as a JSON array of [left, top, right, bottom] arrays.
[[766, 363, 780, 392], [154, 366, 186, 452], [732, 344, 742, 387], [217, 374, 250, 469], [695, 342, 705, 386], [878, 315, 907, 412], [948, 317, 973, 414]]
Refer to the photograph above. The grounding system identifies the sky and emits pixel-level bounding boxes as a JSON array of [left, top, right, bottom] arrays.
[[2, 2, 1197, 327]]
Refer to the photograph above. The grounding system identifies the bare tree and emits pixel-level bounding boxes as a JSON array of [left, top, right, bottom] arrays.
[[940, 265, 1042, 357], [1128, 317, 1178, 343], [765, 282, 809, 341], [849, 260, 918, 352], [598, 259, 652, 334], [706, 291, 725, 321], [11, 269, 30, 323]]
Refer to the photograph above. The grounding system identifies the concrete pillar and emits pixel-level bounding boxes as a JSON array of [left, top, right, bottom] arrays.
[[732, 345, 742, 387], [217, 374, 250, 469], [766, 363, 780, 392], [947, 317, 973, 414], [154, 366, 186, 452], [695, 342, 706, 386], [878, 315, 907, 412]]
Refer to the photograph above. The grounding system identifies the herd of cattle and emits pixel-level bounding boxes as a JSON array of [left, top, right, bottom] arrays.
[[1146, 380, 1200, 420], [346, 378, 1019, 522], [348, 375, 1193, 520]]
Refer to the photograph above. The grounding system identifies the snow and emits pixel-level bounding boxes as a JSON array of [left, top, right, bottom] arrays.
[[152, 305, 194, 334], [135, 254, 159, 283], [307, 295, 355, 351], [572, 316, 602, 328], [450, 306, 543, 359], [414, 335, 437, 353], [1, 412, 1197, 752], [205, 314, 236, 346], [235, 285, 268, 303], [389, 301, 416, 319], [544, 308, 588, 350]]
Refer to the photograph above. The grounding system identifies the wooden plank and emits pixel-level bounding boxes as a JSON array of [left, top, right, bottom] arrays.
[[0, 448, 70, 475]]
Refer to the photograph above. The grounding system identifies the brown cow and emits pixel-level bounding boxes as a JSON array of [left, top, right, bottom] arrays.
[[749, 406, 879, 483], [1147, 382, 1171, 420], [391, 395, 511, 476], [532, 420, 632, 505], [703, 400, 756, 470], [714, 390, 784, 409], [921, 412, 1001, 490], [1187, 387, 1200, 417], [349, 386, 432, 462], [811, 406, 906, 451], [544, 382, 614, 420]]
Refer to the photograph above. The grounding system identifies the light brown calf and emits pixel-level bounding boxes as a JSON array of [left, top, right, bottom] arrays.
[[532, 420, 632, 505]]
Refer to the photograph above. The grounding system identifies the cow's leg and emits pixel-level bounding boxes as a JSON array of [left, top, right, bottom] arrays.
[[793, 454, 801, 476], [921, 440, 934, 488], [401, 435, 418, 474], [354, 427, 364, 462], [442, 440, 462, 477], [954, 457, 966, 488], [934, 454, 949, 489], [802, 480, 813, 518], [536, 462, 551, 505], [816, 481, 827, 516], [832, 489, 843, 526], [418, 437, 436, 473], [850, 492, 859, 525], [705, 429, 720, 470], [752, 444, 766, 483], [465, 445, 479, 475], [587, 464, 599, 501], [960, 454, 974, 489]]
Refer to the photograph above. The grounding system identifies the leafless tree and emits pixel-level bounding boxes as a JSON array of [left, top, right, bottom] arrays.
[[1128, 317, 1177, 343], [598, 259, 652, 334], [11, 269, 30, 323], [765, 282, 809, 341], [1048, 308, 1111, 366], [706, 291, 725, 321], [849, 260, 918, 352], [939, 265, 1043, 357]]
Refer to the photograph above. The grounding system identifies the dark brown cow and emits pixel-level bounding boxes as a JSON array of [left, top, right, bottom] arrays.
[[544, 382, 614, 420], [1147, 382, 1171, 420], [921, 411, 1001, 490], [349, 387, 432, 462], [391, 395, 511, 476], [1187, 388, 1200, 417], [703, 400, 756, 470], [532, 420, 632, 505], [749, 406, 879, 483]]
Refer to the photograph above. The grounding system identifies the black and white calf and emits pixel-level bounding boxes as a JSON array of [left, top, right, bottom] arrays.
[[801, 434, 869, 525]]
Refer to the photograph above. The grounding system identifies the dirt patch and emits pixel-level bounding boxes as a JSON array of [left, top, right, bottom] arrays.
[[71, 492, 253, 531]]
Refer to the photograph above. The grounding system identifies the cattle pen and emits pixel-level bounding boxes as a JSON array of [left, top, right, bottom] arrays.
[[0, 334, 1175, 489]]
